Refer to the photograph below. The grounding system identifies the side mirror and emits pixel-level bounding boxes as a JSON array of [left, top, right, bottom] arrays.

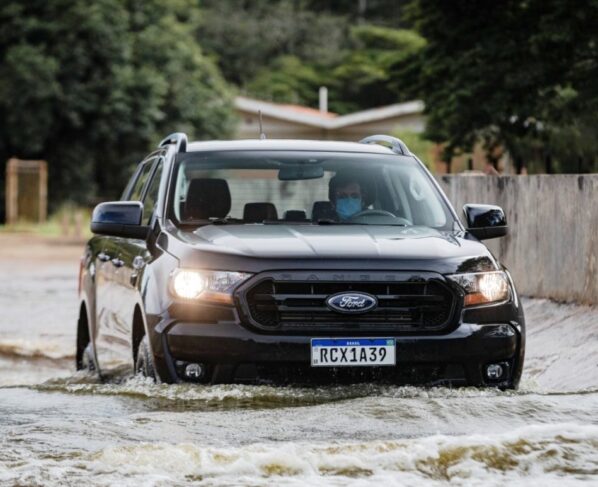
[[91, 201, 150, 240], [463, 204, 508, 240]]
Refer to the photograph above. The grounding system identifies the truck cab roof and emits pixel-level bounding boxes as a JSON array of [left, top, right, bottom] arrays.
[[185, 139, 400, 155]]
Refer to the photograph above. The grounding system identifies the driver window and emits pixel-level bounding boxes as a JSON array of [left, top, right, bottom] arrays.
[[129, 159, 156, 201], [142, 160, 163, 225]]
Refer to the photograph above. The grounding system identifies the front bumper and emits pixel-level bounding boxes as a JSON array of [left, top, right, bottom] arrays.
[[151, 318, 523, 387]]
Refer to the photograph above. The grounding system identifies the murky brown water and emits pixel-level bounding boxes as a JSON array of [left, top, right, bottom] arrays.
[[1, 259, 597, 486]]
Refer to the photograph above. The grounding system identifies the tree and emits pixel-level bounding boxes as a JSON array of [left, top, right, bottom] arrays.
[[0, 0, 235, 218], [328, 25, 425, 113], [403, 0, 598, 172], [246, 56, 323, 107], [243, 24, 425, 114], [303, 0, 410, 27], [198, 1, 423, 115], [197, 0, 349, 87]]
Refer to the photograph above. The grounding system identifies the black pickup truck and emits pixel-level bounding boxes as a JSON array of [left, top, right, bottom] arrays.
[[77, 134, 525, 388]]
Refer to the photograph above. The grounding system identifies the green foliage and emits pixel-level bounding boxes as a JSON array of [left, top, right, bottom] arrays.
[[0, 202, 92, 239], [241, 22, 425, 114], [301, 0, 410, 27], [393, 129, 434, 169], [328, 25, 425, 113], [0, 0, 235, 216], [404, 0, 598, 172], [198, 1, 349, 87], [247, 56, 323, 107], [350, 24, 425, 51], [199, 1, 422, 115]]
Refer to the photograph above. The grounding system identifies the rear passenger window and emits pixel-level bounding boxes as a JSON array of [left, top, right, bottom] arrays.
[[129, 159, 156, 201], [143, 160, 163, 225]]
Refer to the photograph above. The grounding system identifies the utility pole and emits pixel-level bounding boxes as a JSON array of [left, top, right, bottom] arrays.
[[358, 0, 367, 23]]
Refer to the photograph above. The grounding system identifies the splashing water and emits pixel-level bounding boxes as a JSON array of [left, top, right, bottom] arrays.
[[0, 262, 597, 485]]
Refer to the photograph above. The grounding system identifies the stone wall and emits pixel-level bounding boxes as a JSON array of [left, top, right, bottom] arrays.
[[436, 175, 598, 304]]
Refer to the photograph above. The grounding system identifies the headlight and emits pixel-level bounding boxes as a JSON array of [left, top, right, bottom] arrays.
[[447, 271, 509, 307], [170, 269, 252, 304]]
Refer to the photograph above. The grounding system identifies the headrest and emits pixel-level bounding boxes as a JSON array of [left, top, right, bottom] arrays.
[[328, 172, 375, 207], [185, 178, 231, 220], [243, 202, 278, 223], [283, 210, 307, 221], [311, 201, 336, 221]]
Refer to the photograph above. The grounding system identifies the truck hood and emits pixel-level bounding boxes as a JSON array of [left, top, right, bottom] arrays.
[[171, 224, 493, 264]]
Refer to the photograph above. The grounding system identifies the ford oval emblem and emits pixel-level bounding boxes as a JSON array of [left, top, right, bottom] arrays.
[[326, 292, 378, 314]]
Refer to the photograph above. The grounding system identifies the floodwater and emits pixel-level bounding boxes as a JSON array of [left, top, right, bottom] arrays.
[[1, 249, 597, 486]]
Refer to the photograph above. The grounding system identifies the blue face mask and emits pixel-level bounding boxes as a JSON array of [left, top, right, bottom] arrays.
[[336, 197, 362, 220]]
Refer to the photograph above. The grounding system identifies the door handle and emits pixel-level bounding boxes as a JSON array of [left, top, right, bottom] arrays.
[[98, 252, 111, 262], [130, 256, 146, 286], [111, 258, 124, 268], [132, 256, 146, 270]]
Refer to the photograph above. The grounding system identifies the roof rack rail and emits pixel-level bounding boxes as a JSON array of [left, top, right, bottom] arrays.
[[158, 132, 188, 153], [359, 134, 410, 156]]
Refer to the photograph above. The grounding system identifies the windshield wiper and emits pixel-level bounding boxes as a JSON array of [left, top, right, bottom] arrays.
[[315, 219, 407, 226], [180, 217, 239, 227], [210, 217, 236, 225], [315, 218, 354, 225]]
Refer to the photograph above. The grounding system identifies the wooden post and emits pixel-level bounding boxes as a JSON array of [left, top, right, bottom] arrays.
[[4, 158, 48, 224], [39, 161, 47, 223], [6, 158, 18, 225]]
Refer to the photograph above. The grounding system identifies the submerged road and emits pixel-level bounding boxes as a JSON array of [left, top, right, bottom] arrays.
[[0, 236, 597, 486]]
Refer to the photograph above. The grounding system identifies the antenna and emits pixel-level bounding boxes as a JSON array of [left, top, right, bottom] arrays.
[[258, 110, 266, 140]]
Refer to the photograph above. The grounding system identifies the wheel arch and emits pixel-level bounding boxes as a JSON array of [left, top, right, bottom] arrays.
[[132, 304, 147, 364], [76, 300, 91, 369]]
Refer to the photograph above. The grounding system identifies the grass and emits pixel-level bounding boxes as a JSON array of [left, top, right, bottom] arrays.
[[0, 204, 92, 239]]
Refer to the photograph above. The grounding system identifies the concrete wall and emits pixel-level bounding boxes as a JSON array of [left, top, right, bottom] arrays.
[[436, 175, 598, 305]]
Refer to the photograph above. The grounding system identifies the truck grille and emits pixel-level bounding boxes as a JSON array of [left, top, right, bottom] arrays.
[[240, 273, 456, 334]]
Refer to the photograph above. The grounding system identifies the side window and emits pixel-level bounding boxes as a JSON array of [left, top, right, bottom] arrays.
[[121, 164, 143, 200], [142, 160, 164, 225], [129, 159, 156, 201]]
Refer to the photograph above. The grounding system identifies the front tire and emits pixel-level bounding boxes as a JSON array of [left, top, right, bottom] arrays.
[[135, 336, 156, 381], [81, 344, 96, 374]]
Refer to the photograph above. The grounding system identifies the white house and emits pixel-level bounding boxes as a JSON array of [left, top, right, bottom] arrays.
[[234, 95, 425, 141], [233, 95, 508, 174]]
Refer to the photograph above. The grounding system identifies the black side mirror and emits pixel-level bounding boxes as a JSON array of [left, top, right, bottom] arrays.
[[91, 201, 150, 240], [463, 204, 508, 240]]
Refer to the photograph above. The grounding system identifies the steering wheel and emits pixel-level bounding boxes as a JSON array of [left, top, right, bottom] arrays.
[[350, 209, 396, 219]]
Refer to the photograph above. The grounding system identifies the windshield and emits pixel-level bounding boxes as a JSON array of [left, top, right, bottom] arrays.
[[169, 151, 456, 229]]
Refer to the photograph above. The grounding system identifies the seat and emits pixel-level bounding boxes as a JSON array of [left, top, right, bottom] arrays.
[[184, 178, 231, 220], [243, 202, 278, 223], [311, 201, 336, 221], [283, 210, 308, 221]]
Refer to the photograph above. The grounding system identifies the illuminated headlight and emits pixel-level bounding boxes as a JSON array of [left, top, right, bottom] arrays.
[[447, 271, 510, 307], [170, 269, 252, 304]]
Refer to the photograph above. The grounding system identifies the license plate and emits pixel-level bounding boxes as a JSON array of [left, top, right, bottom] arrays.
[[311, 338, 396, 367]]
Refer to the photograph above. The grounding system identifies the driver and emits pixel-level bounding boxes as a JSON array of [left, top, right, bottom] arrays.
[[329, 173, 366, 220]]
